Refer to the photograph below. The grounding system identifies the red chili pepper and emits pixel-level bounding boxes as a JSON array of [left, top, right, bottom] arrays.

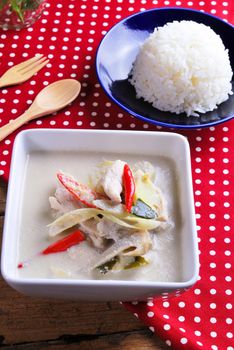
[[123, 164, 135, 213], [57, 172, 99, 208], [42, 230, 85, 255], [17, 263, 24, 269]]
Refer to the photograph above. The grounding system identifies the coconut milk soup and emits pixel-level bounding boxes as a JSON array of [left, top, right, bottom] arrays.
[[17, 151, 182, 282]]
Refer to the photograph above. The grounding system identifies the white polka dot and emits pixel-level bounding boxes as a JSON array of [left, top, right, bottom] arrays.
[[225, 289, 232, 295], [147, 301, 154, 307], [225, 250, 231, 256], [226, 332, 233, 338], [164, 324, 171, 330], [194, 289, 201, 295], [178, 302, 185, 308], [210, 303, 216, 309], [210, 317, 217, 324], [194, 302, 201, 308], [209, 250, 216, 256], [210, 331, 217, 338], [147, 311, 154, 318], [195, 330, 201, 336], [180, 337, 188, 344], [225, 263, 231, 269], [178, 316, 185, 322], [211, 346, 218, 350], [226, 318, 232, 324], [225, 276, 232, 282]]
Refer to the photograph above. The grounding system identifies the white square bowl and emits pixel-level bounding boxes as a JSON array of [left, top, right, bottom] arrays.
[[1, 129, 199, 301]]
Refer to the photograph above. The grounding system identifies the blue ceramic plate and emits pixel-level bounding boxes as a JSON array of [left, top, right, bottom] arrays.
[[96, 8, 234, 129]]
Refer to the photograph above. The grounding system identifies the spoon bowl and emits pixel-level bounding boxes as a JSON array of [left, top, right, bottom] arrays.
[[0, 79, 81, 142], [35, 79, 81, 114]]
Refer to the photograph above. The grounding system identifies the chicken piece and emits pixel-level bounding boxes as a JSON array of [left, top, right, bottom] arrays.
[[101, 160, 126, 203], [97, 218, 121, 242], [79, 218, 106, 250], [49, 187, 83, 217]]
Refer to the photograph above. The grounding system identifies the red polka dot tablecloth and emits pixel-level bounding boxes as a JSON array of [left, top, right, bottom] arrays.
[[0, 1, 233, 349]]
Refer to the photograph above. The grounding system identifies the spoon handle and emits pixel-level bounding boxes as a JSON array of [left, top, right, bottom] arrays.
[[0, 111, 31, 142]]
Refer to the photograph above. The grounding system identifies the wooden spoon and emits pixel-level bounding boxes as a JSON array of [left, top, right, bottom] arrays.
[[0, 79, 81, 142]]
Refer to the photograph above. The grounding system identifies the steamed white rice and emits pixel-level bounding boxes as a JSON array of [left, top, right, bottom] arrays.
[[130, 20, 233, 116]]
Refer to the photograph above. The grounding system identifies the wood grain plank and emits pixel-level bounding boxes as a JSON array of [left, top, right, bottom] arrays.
[[0, 330, 169, 349], [0, 275, 140, 343]]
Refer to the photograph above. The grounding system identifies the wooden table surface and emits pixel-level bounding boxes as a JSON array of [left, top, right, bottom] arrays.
[[0, 179, 169, 350]]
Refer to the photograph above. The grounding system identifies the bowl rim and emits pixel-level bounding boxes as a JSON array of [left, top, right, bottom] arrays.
[[96, 7, 234, 129]]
